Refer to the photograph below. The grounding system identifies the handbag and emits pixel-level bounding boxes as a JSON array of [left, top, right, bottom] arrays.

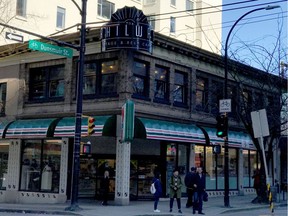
[[203, 191, 208, 202]]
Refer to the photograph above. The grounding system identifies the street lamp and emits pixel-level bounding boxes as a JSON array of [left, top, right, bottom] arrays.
[[223, 5, 280, 207]]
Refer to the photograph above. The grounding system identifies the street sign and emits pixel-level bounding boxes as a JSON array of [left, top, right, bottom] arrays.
[[251, 109, 270, 138], [5, 32, 24, 43], [28, 40, 73, 58], [219, 99, 231, 113]]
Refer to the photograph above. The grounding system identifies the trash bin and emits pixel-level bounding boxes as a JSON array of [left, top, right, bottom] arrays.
[[270, 186, 278, 202]]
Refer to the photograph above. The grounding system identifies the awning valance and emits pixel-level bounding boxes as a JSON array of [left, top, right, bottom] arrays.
[[54, 116, 111, 137], [138, 118, 206, 143], [5, 118, 58, 138]]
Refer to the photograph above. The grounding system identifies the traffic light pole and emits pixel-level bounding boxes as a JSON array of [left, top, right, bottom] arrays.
[[65, 0, 87, 211], [223, 5, 279, 208]]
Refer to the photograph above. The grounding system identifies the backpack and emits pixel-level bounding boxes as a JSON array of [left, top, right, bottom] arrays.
[[150, 182, 156, 194]]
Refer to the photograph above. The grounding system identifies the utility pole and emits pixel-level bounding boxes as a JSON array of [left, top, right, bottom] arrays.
[[65, 0, 87, 211]]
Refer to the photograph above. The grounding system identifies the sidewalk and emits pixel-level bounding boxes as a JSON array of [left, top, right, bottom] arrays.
[[0, 194, 286, 216]]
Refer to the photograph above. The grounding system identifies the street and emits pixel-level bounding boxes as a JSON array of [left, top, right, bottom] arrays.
[[222, 206, 287, 216]]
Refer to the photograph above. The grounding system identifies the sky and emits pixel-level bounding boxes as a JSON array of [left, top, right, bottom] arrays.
[[221, 0, 287, 73]]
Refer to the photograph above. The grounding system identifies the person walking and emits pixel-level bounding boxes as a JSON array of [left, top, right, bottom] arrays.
[[101, 170, 110, 206], [185, 167, 197, 208], [169, 169, 183, 214], [193, 167, 206, 215], [152, 172, 162, 213]]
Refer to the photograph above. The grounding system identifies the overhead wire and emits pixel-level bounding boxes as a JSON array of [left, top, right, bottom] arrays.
[[0, 0, 287, 58]]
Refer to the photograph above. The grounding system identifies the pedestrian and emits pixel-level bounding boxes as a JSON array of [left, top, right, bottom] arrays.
[[169, 169, 183, 214], [185, 167, 197, 208], [101, 170, 110, 206], [152, 171, 162, 213], [193, 167, 206, 215], [252, 169, 261, 196]]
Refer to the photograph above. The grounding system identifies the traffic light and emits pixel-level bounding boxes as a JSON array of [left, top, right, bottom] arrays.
[[87, 117, 95, 136], [216, 115, 228, 138]]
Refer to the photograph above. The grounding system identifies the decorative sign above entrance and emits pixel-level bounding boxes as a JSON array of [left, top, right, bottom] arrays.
[[101, 6, 153, 53]]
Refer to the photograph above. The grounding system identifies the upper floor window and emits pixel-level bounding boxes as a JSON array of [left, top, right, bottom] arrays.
[[148, 15, 156, 30], [173, 71, 188, 106], [101, 60, 118, 95], [83, 59, 118, 97], [132, 59, 149, 98], [211, 80, 223, 114], [186, 0, 194, 11], [56, 7, 66, 29], [171, 0, 176, 6], [154, 65, 169, 101], [0, 83, 7, 116], [29, 65, 65, 101], [97, 0, 115, 19], [195, 77, 208, 112], [241, 89, 252, 114], [170, 17, 176, 33], [16, 0, 27, 17]]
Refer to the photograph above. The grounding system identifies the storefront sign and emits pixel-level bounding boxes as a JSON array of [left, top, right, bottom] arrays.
[[101, 6, 153, 53]]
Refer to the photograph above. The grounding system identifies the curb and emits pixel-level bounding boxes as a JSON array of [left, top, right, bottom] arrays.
[[0, 209, 81, 215]]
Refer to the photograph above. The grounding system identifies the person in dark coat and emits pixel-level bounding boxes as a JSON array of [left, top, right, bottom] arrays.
[[152, 172, 162, 213], [193, 167, 206, 215], [185, 167, 197, 208], [101, 170, 110, 206], [169, 169, 183, 214]]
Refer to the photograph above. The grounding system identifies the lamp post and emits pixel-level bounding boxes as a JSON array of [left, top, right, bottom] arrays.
[[223, 5, 280, 208], [65, 0, 87, 211]]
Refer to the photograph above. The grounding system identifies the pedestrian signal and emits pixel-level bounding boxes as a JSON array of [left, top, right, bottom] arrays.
[[87, 117, 95, 136], [216, 115, 228, 138], [213, 145, 221, 154]]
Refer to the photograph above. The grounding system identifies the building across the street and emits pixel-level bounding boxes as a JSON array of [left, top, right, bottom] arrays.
[[0, 6, 285, 204]]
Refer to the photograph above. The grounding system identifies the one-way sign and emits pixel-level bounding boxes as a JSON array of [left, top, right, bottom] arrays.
[[5, 32, 24, 43]]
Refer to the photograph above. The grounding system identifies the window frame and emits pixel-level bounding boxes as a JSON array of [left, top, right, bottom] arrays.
[[170, 17, 176, 33], [56, 6, 66, 29], [29, 65, 65, 102], [81, 59, 118, 98], [195, 76, 209, 112], [186, 0, 193, 11], [132, 59, 150, 100], [153, 65, 170, 103], [173, 71, 188, 107], [97, 0, 115, 19], [16, 0, 27, 17]]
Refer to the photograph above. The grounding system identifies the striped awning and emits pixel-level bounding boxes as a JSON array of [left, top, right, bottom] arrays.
[[205, 127, 255, 149], [138, 117, 254, 149], [5, 118, 57, 138], [138, 118, 206, 143], [54, 116, 111, 137]]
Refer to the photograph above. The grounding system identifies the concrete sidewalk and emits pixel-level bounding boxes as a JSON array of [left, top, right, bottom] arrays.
[[0, 194, 286, 216]]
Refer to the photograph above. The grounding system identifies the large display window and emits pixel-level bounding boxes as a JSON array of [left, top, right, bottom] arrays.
[[20, 140, 61, 193], [195, 145, 238, 190], [0, 143, 8, 190], [243, 150, 259, 187]]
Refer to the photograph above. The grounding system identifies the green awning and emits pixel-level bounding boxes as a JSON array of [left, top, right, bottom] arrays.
[[5, 118, 58, 138], [138, 118, 206, 143], [205, 127, 254, 149], [54, 116, 111, 137]]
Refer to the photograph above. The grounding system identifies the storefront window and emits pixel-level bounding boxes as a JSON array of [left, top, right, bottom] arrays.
[[229, 149, 238, 189], [166, 144, 177, 194], [205, 146, 216, 190], [0, 144, 9, 190], [20, 140, 61, 193], [178, 144, 187, 193], [243, 150, 249, 187]]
